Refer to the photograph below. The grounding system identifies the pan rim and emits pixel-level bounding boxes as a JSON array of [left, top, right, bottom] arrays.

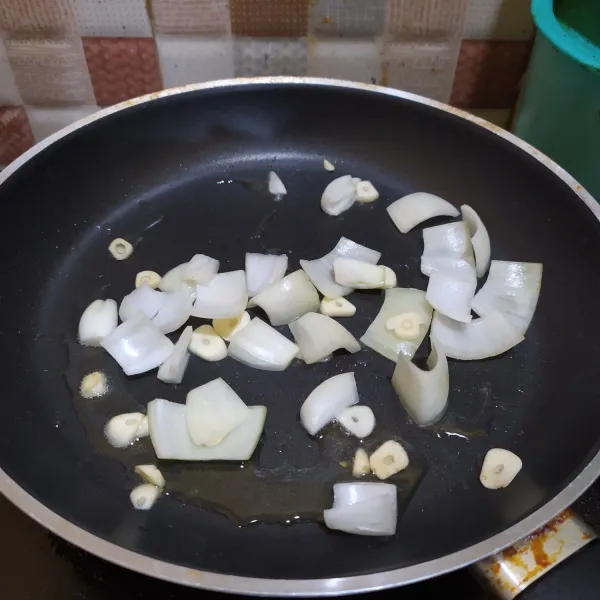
[[1, 76, 599, 595]]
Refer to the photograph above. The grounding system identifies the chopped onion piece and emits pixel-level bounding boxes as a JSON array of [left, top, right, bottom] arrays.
[[191, 271, 248, 319], [157, 326, 192, 384], [387, 192, 459, 234], [186, 378, 250, 447], [392, 337, 449, 426], [321, 175, 357, 216], [213, 311, 251, 341], [135, 270, 161, 289], [352, 448, 371, 477], [78, 299, 118, 346], [130, 483, 161, 510], [183, 254, 220, 285], [245, 253, 288, 297], [119, 284, 166, 322], [431, 311, 524, 360], [101, 312, 174, 376], [80, 371, 108, 399], [159, 263, 188, 292], [320, 297, 356, 317], [152, 284, 193, 333], [300, 372, 359, 435], [268, 171, 287, 197], [109, 238, 133, 260], [300, 236, 381, 299], [337, 405, 375, 438], [360, 288, 432, 362], [333, 258, 396, 289], [289, 312, 360, 364], [461, 205, 491, 278], [250, 269, 319, 326], [148, 399, 266, 460], [105, 412, 145, 448], [370, 440, 409, 480], [323, 159, 335, 171], [228, 317, 299, 371], [135, 464, 165, 488], [471, 261, 543, 334], [480, 448, 523, 489], [426, 270, 476, 323], [421, 221, 475, 277], [189, 325, 228, 362], [355, 181, 379, 203], [324, 482, 397, 536]]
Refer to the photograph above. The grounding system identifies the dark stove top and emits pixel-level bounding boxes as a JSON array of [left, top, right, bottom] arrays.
[[2, 482, 600, 600]]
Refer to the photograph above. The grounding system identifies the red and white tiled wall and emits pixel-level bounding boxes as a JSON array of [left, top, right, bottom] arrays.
[[0, 0, 535, 166]]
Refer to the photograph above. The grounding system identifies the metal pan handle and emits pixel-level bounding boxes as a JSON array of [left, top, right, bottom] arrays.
[[472, 509, 596, 599]]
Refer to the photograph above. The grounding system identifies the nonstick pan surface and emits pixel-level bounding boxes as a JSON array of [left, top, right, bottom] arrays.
[[1, 79, 600, 595]]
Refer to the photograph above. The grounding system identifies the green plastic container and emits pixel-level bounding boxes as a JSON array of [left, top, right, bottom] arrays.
[[512, 0, 600, 200]]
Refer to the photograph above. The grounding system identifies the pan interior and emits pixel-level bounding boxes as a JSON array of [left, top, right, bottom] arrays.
[[1, 83, 600, 580]]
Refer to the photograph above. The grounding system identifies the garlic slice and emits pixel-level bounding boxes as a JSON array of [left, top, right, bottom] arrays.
[[352, 448, 371, 477], [135, 270, 161, 289], [134, 464, 165, 488], [80, 371, 108, 399], [323, 159, 335, 171], [480, 448, 522, 489], [369, 440, 409, 480], [105, 413, 145, 448], [337, 405, 375, 439], [355, 181, 379, 203], [189, 325, 228, 362], [213, 311, 251, 341], [109, 238, 133, 260], [136, 416, 149, 438], [130, 484, 161, 510], [333, 258, 397, 290], [320, 297, 356, 318], [385, 312, 422, 340]]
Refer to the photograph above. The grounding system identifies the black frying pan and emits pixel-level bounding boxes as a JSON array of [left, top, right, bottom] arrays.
[[1, 79, 599, 595]]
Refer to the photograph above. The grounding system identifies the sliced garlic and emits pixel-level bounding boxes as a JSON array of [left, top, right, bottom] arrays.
[[370, 440, 409, 480], [135, 270, 161, 289], [130, 483, 161, 510], [319, 297, 356, 318], [189, 324, 228, 361], [105, 413, 145, 448], [134, 464, 165, 488], [136, 416, 149, 439], [323, 159, 335, 171], [333, 258, 397, 290], [338, 405, 375, 439], [108, 238, 133, 261], [352, 448, 371, 477], [355, 181, 380, 203], [79, 371, 108, 399], [480, 448, 522, 490], [352, 177, 361, 185], [385, 312, 423, 340], [212, 311, 251, 341]]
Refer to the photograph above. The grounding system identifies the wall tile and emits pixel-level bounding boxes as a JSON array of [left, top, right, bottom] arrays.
[[72, 0, 152, 38], [308, 39, 381, 84], [6, 36, 95, 105], [0, 38, 22, 105], [382, 41, 461, 103], [83, 37, 162, 106], [0, 107, 34, 164], [233, 37, 307, 76], [0, 0, 74, 35], [309, 0, 386, 38], [463, 0, 534, 40], [386, 0, 467, 41], [156, 35, 233, 87], [151, 0, 231, 35], [25, 104, 99, 142], [451, 40, 531, 108], [230, 0, 308, 37]]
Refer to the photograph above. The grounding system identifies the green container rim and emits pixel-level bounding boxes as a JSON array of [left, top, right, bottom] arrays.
[[532, 0, 600, 70]]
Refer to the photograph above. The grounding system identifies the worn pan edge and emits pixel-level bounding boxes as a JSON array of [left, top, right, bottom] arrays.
[[1, 77, 599, 596]]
